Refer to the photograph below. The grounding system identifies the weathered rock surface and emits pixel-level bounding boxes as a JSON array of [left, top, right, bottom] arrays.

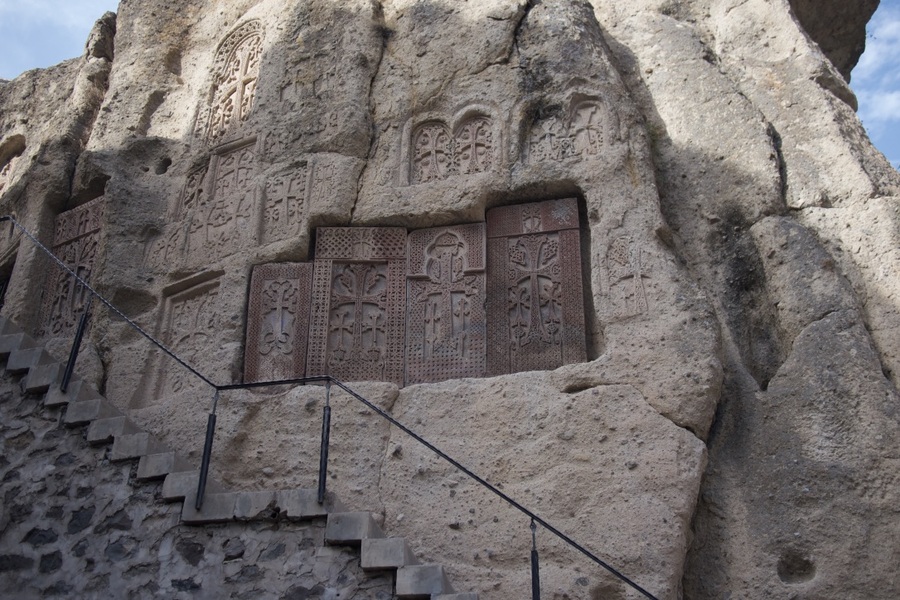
[[0, 0, 897, 598]]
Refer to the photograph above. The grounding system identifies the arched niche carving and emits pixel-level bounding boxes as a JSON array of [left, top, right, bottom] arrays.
[[204, 20, 264, 144], [406, 105, 498, 185]]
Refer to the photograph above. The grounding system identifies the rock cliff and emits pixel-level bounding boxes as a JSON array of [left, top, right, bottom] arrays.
[[0, 1, 897, 598]]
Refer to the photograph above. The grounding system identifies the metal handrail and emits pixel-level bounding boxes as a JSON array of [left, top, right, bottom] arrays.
[[0, 214, 660, 600]]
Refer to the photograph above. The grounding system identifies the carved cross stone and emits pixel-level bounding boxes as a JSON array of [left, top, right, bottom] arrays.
[[486, 198, 587, 375], [407, 224, 486, 384], [307, 227, 407, 385], [245, 263, 313, 383]]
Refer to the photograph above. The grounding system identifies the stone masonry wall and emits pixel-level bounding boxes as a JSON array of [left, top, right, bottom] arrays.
[[0, 372, 392, 600]]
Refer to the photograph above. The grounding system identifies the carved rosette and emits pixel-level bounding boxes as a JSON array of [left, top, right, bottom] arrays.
[[39, 197, 106, 337], [244, 263, 313, 383], [486, 198, 586, 375], [406, 224, 486, 384], [307, 228, 407, 385]]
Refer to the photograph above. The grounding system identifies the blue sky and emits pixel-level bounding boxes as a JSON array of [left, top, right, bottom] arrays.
[[0, 0, 897, 171]]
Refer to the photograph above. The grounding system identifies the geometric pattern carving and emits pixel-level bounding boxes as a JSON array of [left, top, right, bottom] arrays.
[[486, 198, 586, 376], [410, 113, 494, 184], [307, 228, 407, 385], [205, 20, 263, 144], [527, 99, 609, 163], [244, 262, 313, 383], [607, 237, 651, 318], [39, 197, 106, 337], [406, 224, 486, 384], [188, 141, 258, 259]]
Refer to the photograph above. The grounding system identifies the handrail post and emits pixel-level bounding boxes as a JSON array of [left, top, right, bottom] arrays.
[[61, 293, 93, 393], [531, 519, 541, 600], [196, 390, 220, 510], [317, 379, 332, 505]]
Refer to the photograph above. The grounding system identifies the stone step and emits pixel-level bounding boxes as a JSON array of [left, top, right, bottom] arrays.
[[6, 346, 52, 374], [64, 397, 122, 426], [396, 564, 453, 598], [0, 331, 36, 360], [45, 378, 102, 408], [23, 361, 62, 393], [161, 470, 227, 502], [0, 315, 23, 335], [275, 488, 338, 520], [181, 492, 238, 524], [361, 537, 418, 570], [87, 416, 140, 445], [434, 594, 479, 600], [110, 432, 168, 461], [325, 512, 384, 545], [137, 451, 191, 481]]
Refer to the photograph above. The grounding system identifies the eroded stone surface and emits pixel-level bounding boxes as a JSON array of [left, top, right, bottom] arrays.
[[0, 0, 898, 598]]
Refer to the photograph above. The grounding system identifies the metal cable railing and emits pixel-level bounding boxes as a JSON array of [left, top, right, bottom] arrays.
[[0, 214, 660, 600]]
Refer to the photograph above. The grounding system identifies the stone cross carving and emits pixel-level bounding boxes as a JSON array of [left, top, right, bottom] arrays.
[[406, 224, 486, 384], [486, 198, 587, 375], [244, 263, 313, 383], [409, 112, 495, 184], [40, 198, 105, 337], [155, 276, 221, 400], [307, 228, 407, 385], [188, 141, 258, 259], [608, 237, 651, 318], [527, 98, 609, 163], [206, 20, 263, 144]]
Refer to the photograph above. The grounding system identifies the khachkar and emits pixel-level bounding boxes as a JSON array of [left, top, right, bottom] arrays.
[[486, 198, 587, 375], [39, 197, 106, 337], [406, 224, 486, 384], [307, 228, 407, 385], [244, 263, 313, 383]]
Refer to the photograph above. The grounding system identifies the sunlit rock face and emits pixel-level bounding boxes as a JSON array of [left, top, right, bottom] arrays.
[[0, 1, 897, 598]]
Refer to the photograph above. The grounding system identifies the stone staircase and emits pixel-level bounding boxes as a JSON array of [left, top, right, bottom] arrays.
[[0, 314, 477, 600]]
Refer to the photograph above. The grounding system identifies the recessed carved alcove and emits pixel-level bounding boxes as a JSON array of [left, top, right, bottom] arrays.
[[242, 198, 590, 386]]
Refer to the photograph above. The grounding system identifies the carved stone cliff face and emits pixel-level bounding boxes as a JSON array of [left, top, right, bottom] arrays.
[[0, 1, 897, 598]]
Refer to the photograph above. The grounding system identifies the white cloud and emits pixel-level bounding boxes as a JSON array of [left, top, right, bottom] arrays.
[[858, 90, 900, 124], [854, 6, 900, 86]]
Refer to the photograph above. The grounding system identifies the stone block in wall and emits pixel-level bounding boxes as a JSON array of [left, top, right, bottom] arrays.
[[406, 223, 486, 384], [486, 198, 587, 375], [307, 228, 407, 385], [243, 263, 313, 383]]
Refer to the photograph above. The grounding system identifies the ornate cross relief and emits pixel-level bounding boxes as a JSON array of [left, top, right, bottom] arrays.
[[406, 224, 486, 384], [607, 237, 651, 318], [39, 198, 105, 337], [486, 199, 587, 376], [409, 112, 495, 184], [244, 263, 313, 383], [307, 228, 407, 385], [187, 140, 258, 260], [155, 275, 222, 400], [527, 98, 610, 164], [203, 20, 263, 145]]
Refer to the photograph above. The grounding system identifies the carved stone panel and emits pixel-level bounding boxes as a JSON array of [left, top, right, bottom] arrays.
[[526, 98, 610, 164], [156, 276, 221, 399], [408, 111, 495, 185], [486, 198, 586, 376], [307, 228, 407, 385], [205, 20, 263, 144], [39, 197, 105, 337], [187, 141, 258, 260], [244, 263, 313, 383], [263, 167, 309, 244], [607, 236, 651, 319], [406, 224, 486, 384]]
